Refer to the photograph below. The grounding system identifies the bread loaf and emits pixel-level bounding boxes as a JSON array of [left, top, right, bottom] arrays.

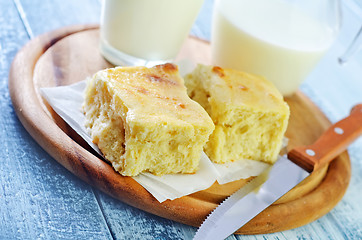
[[184, 64, 289, 164], [83, 63, 214, 176]]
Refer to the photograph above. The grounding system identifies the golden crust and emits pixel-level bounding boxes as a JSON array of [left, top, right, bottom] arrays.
[[185, 64, 289, 164], [83, 64, 214, 176]]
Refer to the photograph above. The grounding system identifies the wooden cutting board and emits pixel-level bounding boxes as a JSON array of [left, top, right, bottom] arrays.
[[9, 25, 351, 234]]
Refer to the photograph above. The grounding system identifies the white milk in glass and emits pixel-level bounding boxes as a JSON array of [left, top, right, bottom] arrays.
[[211, 0, 337, 96], [101, 0, 204, 66]]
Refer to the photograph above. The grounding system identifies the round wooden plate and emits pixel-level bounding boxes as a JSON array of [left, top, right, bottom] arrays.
[[9, 25, 351, 234]]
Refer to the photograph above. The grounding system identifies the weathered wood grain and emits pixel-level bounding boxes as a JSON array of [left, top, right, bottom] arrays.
[[2, 0, 361, 239], [95, 192, 193, 240], [14, 1, 199, 239], [292, 4, 362, 239], [14, 1, 221, 238], [8, 24, 351, 237], [0, 1, 112, 240], [193, 3, 362, 238], [16, 0, 101, 37]]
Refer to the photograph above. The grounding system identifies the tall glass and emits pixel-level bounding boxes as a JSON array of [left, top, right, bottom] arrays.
[[211, 0, 341, 96], [100, 0, 204, 67]]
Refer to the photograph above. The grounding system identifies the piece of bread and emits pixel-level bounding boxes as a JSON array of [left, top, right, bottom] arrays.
[[184, 64, 289, 164], [83, 63, 214, 176]]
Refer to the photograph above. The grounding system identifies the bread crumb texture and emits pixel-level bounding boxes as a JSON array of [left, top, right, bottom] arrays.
[[184, 64, 290, 164], [83, 63, 214, 176]]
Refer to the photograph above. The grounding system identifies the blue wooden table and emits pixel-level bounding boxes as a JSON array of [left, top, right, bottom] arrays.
[[1, 0, 361, 239]]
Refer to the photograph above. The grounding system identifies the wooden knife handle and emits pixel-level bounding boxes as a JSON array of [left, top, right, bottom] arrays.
[[288, 104, 362, 173]]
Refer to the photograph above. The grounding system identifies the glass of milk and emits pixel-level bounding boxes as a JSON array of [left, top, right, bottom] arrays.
[[211, 0, 341, 96], [100, 0, 204, 67]]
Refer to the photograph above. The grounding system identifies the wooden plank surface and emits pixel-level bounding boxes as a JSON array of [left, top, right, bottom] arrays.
[[1, 0, 361, 239], [294, 4, 362, 240], [8, 0, 196, 239], [8, 24, 351, 235], [0, 1, 112, 239]]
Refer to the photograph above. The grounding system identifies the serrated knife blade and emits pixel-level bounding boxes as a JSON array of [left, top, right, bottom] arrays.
[[193, 156, 308, 240], [194, 104, 362, 240]]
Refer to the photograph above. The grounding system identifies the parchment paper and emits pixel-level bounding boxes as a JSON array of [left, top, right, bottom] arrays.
[[40, 76, 271, 202]]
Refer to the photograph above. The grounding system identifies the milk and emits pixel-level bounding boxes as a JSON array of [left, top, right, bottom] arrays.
[[211, 0, 337, 96], [101, 0, 204, 66]]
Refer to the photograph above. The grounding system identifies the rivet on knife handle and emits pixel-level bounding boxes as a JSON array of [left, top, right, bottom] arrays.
[[288, 104, 362, 173]]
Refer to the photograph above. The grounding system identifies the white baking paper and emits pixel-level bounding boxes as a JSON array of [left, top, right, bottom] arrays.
[[40, 76, 278, 202], [133, 152, 219, 201], [41, 81, 218, 202], [214, 160, 269, 184]]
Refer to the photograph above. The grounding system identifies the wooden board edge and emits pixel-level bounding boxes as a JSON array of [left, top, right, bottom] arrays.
[[8, 24, 352, 235], [7, 23, 217, 229]]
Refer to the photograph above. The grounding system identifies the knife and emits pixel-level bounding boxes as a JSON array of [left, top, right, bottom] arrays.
[[193, 104, 362, 240]]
